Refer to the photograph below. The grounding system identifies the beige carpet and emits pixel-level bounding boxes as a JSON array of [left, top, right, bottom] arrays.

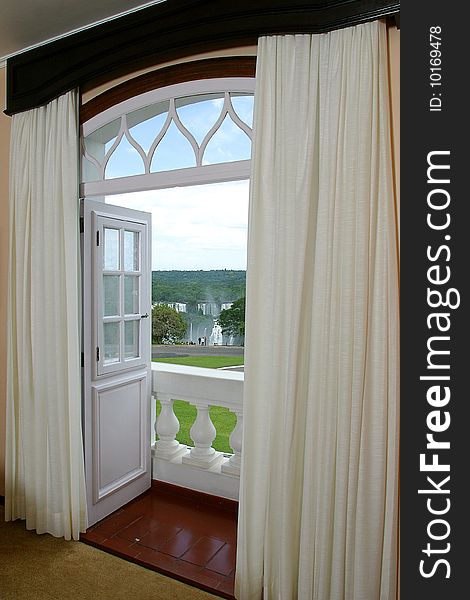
[[0, 506, 218, 600]]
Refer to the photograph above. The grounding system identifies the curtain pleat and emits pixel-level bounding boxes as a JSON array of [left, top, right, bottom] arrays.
[[236, 21, 398, 600], [6, 90, 87, 540]]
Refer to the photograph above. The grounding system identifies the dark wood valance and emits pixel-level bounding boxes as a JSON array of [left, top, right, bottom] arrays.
[[80, 57, 257, 123], [5, 0, 399, 116]]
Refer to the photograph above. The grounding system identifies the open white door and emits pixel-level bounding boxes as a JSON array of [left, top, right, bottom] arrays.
[[83, 199, 152, 526]]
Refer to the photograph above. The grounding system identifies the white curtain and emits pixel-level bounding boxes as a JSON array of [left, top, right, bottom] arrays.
[[6, 90, 87, 540], [237, 21, 398, 600]]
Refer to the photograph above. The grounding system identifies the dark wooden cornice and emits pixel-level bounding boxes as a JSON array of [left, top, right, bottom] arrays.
[[80, 56, 257, 124], [5, 0, 399, 115]]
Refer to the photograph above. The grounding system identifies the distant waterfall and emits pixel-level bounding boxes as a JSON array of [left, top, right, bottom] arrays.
[[209, 321, 223, 345]]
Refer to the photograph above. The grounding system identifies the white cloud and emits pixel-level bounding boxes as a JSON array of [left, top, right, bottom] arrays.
[[107, 180, 249, 270]]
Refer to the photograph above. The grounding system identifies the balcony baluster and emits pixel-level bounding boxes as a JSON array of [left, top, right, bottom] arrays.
[[154, 394, 187, 460], [221, 409, 243, 477], [182, 404, 223, 469]]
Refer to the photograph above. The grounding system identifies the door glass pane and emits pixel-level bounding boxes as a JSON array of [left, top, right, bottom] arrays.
[[124, 320, 139, 360], [124, 276, 139, 314], [124, 230, 139, 271], [103, 275, 120, 316], [104, 322, 120, 364], [104, 228, 120, 270]]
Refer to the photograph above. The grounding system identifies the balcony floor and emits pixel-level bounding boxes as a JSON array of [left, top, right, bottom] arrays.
[[80, 482, 237, 599]]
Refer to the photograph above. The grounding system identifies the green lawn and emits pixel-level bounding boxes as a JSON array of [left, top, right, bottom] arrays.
[[153, 355, 244, 369], [154, 354, 243, 453]]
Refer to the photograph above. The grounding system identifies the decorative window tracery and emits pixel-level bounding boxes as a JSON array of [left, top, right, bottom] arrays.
[[81, 79, 255, 197]]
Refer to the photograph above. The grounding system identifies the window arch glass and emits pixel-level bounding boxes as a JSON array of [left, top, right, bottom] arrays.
[[80, 78, 255, 197]]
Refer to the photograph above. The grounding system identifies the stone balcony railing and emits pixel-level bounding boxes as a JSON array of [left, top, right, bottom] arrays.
[[151, 362, 243, 500]]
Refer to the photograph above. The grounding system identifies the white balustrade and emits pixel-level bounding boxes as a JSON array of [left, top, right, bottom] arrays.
[[151, 362, 244, 496]]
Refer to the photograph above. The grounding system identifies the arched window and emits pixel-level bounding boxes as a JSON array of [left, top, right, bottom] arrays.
[[81, 78, 255, 198]]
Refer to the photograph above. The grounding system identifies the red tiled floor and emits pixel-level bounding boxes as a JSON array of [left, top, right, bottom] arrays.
[[82, 528, 108, 544], [116, 515, 156, 541], [90, 510, 140, 536], [103, 535, 142, 557], [80, 484, 237, 600], [206, 543, 237, 576], [158, 529, 203, 558], [135, 546, 180, 571], [217, 576, 236, 596], [138, 522, 183, 550], [180, 536, 226, 566], [184, 566, 228, 590]]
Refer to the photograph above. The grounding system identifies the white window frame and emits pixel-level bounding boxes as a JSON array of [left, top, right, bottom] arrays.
[[95, 214, 148, 377], [80, 78, 255, 198]]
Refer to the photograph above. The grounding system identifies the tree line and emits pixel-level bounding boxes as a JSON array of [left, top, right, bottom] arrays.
[[152, 270, 246, 308]]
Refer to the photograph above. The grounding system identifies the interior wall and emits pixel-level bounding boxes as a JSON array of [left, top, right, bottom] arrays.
[[0, 67, 10, 496]]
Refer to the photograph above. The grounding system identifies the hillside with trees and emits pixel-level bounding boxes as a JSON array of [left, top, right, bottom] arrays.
[[152, 270, 246, 307]]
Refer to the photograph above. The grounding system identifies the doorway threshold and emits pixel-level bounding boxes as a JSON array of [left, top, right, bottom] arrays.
[[80, 481, 237, 599]]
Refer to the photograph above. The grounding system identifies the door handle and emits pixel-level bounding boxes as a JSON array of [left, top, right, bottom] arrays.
[[140, 313, 149, 319]]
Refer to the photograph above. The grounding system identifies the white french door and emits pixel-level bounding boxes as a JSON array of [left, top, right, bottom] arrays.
[[82, 199, 152, 526]]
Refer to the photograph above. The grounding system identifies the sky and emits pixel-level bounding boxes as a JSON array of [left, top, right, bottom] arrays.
[[108, 179, 249, 271], [94, 94, 253, 271]]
